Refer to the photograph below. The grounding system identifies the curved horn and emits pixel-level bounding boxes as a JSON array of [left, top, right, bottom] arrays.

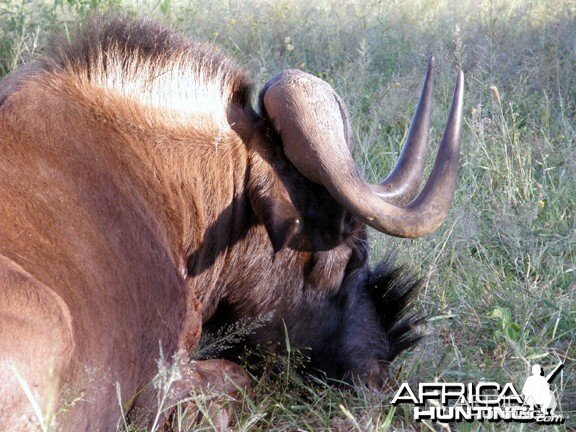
[[373, 56, 435, 205], [261, 63, 464, 238]]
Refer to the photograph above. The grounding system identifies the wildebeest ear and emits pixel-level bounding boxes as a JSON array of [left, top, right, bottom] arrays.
[[247, 144, 301, 254]]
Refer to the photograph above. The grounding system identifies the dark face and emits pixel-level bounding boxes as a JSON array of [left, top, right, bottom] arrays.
[[204, 154, 424, 387], [198, 123, 426, 389], [216, 57, 461, 387], [202, 252, 423, 388], [327, 259, 424, 388]]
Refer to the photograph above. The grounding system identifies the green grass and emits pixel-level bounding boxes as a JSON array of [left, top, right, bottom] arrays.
[[1, 0, 574, 430]]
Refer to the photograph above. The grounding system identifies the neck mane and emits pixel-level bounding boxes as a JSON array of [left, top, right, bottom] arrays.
[[40, 17, 253, 130]]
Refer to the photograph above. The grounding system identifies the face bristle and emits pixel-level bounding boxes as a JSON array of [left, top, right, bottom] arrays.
[[368, 255, 427, 361]]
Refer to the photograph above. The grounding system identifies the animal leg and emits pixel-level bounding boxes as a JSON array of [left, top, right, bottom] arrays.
[[0, 256, 74, 431], [161, 358, 250, 431]]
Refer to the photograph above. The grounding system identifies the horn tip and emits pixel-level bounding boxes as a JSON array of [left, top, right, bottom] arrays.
[[456, 70, 464, 96], [426, 56, 435, 74]]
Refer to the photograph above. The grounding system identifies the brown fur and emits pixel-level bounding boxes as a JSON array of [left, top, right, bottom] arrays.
[[0, 16, 423, 430], [0, 16, 256, 430]]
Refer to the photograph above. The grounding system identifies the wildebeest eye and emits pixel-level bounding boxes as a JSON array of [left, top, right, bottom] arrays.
[[247, 136, 302, 253], [248, 126, 354, 253]]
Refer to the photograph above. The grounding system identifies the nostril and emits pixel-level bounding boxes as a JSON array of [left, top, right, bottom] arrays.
[[364, 361, 392, 391]]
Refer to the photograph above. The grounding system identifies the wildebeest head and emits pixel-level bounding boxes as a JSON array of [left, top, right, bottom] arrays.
[[256, 58, 463, 243], [206, 58, 463, 388]]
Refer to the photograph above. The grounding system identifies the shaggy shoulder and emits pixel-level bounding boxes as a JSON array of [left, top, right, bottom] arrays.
[[3, 17, 254, 128]]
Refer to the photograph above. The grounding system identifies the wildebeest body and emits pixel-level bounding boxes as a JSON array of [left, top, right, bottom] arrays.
[[0, 72, 203, 428], [0, 21, 255, 427], [0, 16, 463, 430]]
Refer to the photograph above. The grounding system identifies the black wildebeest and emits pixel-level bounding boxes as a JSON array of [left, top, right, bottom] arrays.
[[0, 16, 462, 430]]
